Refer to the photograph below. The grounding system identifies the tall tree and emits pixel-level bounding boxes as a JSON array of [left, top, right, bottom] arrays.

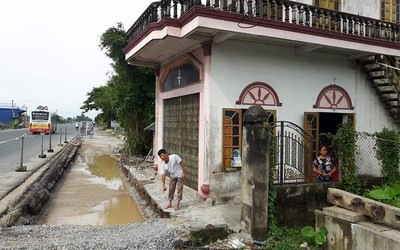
[[83, 23, 155, 154], [81, 85, 116, 128]]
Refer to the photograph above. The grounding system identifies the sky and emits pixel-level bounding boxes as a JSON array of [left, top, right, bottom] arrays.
[[0, 0, 154, 119]]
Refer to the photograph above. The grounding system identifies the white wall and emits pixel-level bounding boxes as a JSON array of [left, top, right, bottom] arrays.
[[354, 64, 398, 132], [208, 39, 399, 172], [292, 0, 313, 5], [342, 0, 379, 19]]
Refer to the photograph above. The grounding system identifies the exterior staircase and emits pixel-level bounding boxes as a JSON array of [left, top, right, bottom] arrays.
[[359, 55, 400, 123]]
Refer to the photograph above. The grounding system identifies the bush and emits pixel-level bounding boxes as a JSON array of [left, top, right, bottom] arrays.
[[125, 133, 153, 156], [375, 128, 400, 184], [333, 123, 362, 195], [365, 181, 400, 207]]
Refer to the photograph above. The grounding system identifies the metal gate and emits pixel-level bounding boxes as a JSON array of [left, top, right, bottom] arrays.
[[163, 94, 199, 190], [271, 121, 313, 184]]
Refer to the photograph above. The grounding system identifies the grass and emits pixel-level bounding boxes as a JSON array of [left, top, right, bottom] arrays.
[[266, 226, 322, 250]]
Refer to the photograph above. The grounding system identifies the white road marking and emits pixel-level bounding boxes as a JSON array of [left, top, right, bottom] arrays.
[[0, 134, 34, 145]]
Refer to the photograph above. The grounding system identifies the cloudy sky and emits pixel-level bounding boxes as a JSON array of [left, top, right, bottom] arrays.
[[0, 0, 154, 119]]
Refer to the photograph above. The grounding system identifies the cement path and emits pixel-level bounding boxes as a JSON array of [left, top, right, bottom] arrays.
[[38, 131, 145, 226]]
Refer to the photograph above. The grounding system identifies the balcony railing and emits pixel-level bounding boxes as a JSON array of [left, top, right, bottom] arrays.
[[126, 0, 400, 45]]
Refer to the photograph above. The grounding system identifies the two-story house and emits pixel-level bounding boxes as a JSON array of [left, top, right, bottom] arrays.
[[124, 0, 400, 200]]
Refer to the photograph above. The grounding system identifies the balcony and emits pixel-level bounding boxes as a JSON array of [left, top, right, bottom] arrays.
[[124, 0, 400, 66]]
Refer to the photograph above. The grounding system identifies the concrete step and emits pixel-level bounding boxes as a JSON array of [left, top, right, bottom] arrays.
[[390, 107, 400, 114], [369, 70, 386, 79], [358, 55, 377, 64], [377, 85, 397, 93], [391, 113, 400, 122], [380, 93, 399, 101], [373, 78, 391, 86], [387, 100, 400, 107], [363, 63, 383, 71]]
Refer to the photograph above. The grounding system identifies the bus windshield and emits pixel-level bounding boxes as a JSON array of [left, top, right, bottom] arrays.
[[32, 111, 49, 121]]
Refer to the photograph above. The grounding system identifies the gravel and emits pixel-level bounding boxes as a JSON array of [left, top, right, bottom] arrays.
[[0, 219, 183, 250]]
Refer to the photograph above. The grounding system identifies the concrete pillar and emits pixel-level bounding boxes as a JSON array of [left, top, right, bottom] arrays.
[[241, 105, 271, 241], [200, 40, 212, 192]]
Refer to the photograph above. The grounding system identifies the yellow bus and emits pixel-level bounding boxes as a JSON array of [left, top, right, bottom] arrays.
[[29, 109, 57, 134]]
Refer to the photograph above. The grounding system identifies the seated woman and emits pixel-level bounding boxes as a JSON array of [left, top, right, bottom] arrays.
[[313, 145, 338, 183]]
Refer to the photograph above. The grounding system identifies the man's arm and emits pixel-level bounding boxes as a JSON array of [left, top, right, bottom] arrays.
[[180, 160, 185, 179], [162, 174, 166, 192]]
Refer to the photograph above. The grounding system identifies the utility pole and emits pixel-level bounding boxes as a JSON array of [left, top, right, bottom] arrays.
[[11, 100, 15, 123], [26, 106, 28, 127]]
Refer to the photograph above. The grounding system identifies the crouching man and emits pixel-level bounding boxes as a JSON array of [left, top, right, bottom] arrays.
[[157, 149, 185, 210]]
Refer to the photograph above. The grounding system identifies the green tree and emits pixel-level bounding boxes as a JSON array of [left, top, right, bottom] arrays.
[[81, 85, 116, 128], [83, 23, 155, 154], [75, 113, 92, 122]]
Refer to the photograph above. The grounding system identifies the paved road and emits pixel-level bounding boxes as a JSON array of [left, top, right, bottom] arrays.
[[0, 123, 78, 176]]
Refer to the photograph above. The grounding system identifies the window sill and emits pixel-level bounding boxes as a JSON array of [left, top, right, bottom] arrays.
[[224, 167, 241, 172]]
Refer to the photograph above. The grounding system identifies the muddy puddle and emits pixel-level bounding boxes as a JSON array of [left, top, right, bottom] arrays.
[[86, 154, 126, 191], [42, 154, 144, 226], [53, 194, 144, 226]]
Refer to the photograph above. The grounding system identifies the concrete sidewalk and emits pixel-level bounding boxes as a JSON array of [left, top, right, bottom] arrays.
[[126, 163, 242, 232]]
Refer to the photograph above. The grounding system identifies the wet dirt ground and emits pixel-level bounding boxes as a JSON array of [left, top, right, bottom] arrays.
[[37, 133, 144, 226]]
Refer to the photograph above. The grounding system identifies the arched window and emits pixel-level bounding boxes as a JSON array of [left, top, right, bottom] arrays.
[[163, 63, 200, 91], [160, 55, 202, 92], [236, 82, 282, 106], [314, 84, 354, 110]]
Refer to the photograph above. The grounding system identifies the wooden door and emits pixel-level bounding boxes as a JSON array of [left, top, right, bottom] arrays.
[[314, 0, 340, 10], [394, 0, 400, 22], [164, 94, 199, 190], [381, 0, 392, 21]]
